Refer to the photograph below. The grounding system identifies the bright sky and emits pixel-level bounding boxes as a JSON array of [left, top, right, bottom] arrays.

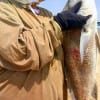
[[39, 0, 100, 22], [96, 0, 100, 22]]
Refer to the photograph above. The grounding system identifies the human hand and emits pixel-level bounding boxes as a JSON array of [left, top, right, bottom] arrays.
[[54, 1, 91, 31]]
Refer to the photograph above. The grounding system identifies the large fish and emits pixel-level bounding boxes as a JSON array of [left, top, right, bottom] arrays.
[[62, 0, 99, 99]]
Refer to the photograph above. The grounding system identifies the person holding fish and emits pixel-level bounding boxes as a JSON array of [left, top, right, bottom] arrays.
[[0, 0, 90, 100]]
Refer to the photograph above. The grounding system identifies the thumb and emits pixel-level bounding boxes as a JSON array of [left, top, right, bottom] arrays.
[[84, 15, 92, 22], [86, 15, 92, 20]]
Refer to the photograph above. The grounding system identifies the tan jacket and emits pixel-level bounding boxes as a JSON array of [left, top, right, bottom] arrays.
[[0, 0, 65, 100]]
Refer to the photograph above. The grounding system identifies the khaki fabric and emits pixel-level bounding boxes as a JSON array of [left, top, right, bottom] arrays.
[[0, 0, 65, 100]]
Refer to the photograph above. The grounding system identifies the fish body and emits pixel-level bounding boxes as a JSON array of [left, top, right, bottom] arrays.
[[63, 0, 98, 99]]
